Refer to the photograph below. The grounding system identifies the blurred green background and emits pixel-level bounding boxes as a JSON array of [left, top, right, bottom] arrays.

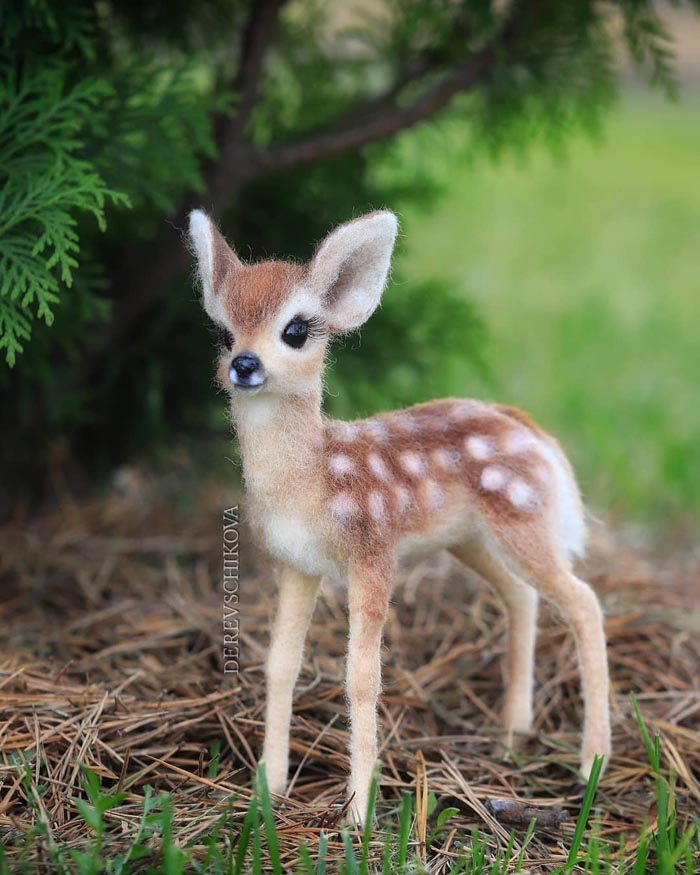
[[397, 95, 700, 523]]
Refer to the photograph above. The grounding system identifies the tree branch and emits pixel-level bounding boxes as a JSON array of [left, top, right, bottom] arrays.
[[209, 0, 288, 211], [245, 49, 494, 180], [235, 0, 538, 182]]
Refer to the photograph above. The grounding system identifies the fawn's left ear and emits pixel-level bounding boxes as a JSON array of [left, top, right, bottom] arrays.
[[188, 210, 242, 323], [308, 211, 398, 332]]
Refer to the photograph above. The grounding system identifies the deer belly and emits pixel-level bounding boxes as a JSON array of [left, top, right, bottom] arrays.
[[262, 512, 338, 579], [398, 507, 478, 561]]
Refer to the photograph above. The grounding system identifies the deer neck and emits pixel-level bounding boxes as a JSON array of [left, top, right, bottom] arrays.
[[231, 389, 324, 502]]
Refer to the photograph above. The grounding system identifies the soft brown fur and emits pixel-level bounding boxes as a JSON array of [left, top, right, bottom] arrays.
[[322, 400, 558, 559]]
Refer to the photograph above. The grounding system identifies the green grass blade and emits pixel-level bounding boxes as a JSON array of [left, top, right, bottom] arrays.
[[252, 800, 262, 875], [397, 792, 413, 871], [660, 825, 697, 875], [566, 754, 603, 866], [631, 693, 659, 772], [381, 825, 393, 875], [633, 826, 649, 875], [316, 832, 328, 875], [234, 796, 257, 875], [297, 841, 314, 875], [360, 769, 380, 874], [656, 772, 671, 861], [515, 818, 536, 870], [207, 740, 222, 780], [256, 764, 282, 875], [341, 829, 360, 875]]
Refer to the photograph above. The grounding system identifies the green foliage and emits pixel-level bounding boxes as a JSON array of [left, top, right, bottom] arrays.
[[631, 695, 700, 875], [0, 66, 125, 365], [90, 61, 220, 216], [401, 97, 700, 522], [0, 1, 218, 368]]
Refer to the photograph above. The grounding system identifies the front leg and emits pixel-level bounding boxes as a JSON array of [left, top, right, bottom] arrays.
[[346, 557, 393, 827], [261, 564, 320, 795]]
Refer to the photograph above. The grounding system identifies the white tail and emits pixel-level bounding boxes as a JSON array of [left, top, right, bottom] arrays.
[[188, 209, 612, 827]]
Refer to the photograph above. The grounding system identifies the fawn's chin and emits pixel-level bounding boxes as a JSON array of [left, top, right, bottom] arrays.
[[232, 379, 268, 396]]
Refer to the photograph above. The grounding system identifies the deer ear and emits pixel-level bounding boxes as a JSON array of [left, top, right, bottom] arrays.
[[188, 210, 242, 323], [308, 211, 398, 332]]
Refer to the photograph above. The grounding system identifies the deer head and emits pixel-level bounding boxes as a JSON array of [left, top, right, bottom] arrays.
[[188, 210, 398, 398]]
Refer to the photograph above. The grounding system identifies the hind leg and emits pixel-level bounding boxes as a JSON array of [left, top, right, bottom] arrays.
[[492, 528, 611, 777], [535, 567, 611, 776], [452, 543, 538, 736]]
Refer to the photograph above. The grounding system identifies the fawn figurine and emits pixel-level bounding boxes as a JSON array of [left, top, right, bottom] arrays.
[[188, 209, 612, 826]]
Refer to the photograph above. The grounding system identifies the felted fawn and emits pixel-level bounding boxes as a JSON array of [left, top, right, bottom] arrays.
[[188, 208, 611, 826]]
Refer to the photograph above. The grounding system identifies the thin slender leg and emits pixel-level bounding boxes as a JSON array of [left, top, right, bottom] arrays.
[[452, 543, 538, 735], [537, 570, 611, 776], [261, 565, 320, 795], [345, 560, 392, 827]]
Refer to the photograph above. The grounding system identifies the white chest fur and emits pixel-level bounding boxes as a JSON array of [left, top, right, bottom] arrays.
[[261, 510, 339, 580]]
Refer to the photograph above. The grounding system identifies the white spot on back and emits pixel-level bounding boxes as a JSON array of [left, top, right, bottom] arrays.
[[534, 464, 550, 484], [394, 484, 413, 512], [432, 448, 462, 469], [329, 492, 359, 521], [364, 419, 390, 441], [481, 466, 509, 492], [451, 401, 480, 420], [424, 479, 445, 510], [368, 491, 386, 525], [368, 452, 391, 481], [395, 413, 419, 432], [400, 451, 425, 476], [507, 478, 537, 510], [467, 435, 494, 461], [333, 422, 359, 442], [329, 454, 355, 476], [505, 430, 538, 454]]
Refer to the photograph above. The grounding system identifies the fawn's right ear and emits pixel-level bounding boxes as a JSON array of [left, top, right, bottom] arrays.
[[188, 210, 242, 323]]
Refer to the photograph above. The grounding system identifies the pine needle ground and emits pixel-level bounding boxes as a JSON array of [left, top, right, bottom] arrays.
[[1, 470, 698, 871]]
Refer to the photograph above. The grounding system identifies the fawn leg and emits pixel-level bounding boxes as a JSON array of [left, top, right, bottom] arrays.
[[261, 565, 320, 795], [537, 569, 611, 776], [452, 543, 538, 735], [345, 559, 392, 827]]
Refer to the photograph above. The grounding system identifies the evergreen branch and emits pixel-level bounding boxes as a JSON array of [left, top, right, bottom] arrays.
[[0, 294, 32, 365], [0, 65, 128, 365], [619, 0, 678, 97]]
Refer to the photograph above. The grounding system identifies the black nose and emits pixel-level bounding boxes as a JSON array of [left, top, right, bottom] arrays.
[[231, 353, 261, 378]]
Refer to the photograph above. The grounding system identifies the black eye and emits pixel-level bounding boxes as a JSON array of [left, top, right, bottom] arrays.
[[282, 317, 309, 349], [209, 325, 233, 350]]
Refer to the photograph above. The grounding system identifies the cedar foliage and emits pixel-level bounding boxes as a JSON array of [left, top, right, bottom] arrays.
[[0, 0, 692, 482]]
